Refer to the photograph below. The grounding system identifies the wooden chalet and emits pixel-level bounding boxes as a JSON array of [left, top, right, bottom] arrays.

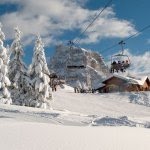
[[97, 75, 150, 93]]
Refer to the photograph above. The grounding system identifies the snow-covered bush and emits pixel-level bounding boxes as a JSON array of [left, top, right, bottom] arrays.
[[28, 35, 53, 109], [129, 92, 150, 107], [9, 27, 30, 105], [0, 23, 12, 104]]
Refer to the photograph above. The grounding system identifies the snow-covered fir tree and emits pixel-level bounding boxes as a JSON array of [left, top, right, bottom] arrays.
[[29, 35, 53, 109], [0, 23, 12, 104], [9, 27, 30, 105]]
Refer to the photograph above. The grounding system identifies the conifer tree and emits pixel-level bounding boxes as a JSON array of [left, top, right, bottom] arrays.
[[9, 27, 29, 105], [29, 35, 53, 108], [0, 23, 12, 104]]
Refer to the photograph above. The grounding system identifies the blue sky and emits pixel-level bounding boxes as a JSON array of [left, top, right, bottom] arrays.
[[0, 0, 150, 66], [83, 0, 150, 55]]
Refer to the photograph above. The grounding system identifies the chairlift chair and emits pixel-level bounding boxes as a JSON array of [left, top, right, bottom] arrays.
[[110, 54, 130, 72], [110, 41, 131, 73]]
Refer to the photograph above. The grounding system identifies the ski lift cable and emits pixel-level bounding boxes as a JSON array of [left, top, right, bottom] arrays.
[[124, 24, 150, 42], [73, 0, 113, 44], [100, 24, 150, 54]]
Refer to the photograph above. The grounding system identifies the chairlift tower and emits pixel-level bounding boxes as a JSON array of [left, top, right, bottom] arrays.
[[67, 40, 74, 50], [118, 40, 125, 55]]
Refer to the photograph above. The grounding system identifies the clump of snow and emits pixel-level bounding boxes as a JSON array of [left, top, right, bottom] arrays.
[[92, 116, 139, 127], [129, 92, 150, 107]]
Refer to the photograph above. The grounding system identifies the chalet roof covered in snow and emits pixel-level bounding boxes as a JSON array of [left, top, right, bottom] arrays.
[[102, 74, 150, 86], [127, 76, 149, 85]]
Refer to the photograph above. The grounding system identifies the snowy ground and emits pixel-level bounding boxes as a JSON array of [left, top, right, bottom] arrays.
[[1, 122, 150, 150], [0, 86, 150, 150]]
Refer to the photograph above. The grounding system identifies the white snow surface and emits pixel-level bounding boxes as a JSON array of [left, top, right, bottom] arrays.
[[0, 87, 150, 150], [0, 122, 150, 150]]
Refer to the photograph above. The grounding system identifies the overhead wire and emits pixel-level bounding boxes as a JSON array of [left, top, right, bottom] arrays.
[[68, 0, 150, 57], [100, 24, 150, 54], [73, 0, 113, 44]]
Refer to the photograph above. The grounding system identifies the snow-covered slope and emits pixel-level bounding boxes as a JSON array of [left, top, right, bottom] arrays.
[[49, 45, 109, 88], [53, 89, 150, 119], [0, 88, 150, 125], [0, 88, 150, 150]]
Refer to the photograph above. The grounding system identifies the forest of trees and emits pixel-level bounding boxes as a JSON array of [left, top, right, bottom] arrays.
[[0, 23, 53, 109]]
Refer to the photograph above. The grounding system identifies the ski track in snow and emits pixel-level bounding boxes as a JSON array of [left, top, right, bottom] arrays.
[[0, 89, 150, 150], [0, 89, 150, 127], [0, 103, 93, 126]]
